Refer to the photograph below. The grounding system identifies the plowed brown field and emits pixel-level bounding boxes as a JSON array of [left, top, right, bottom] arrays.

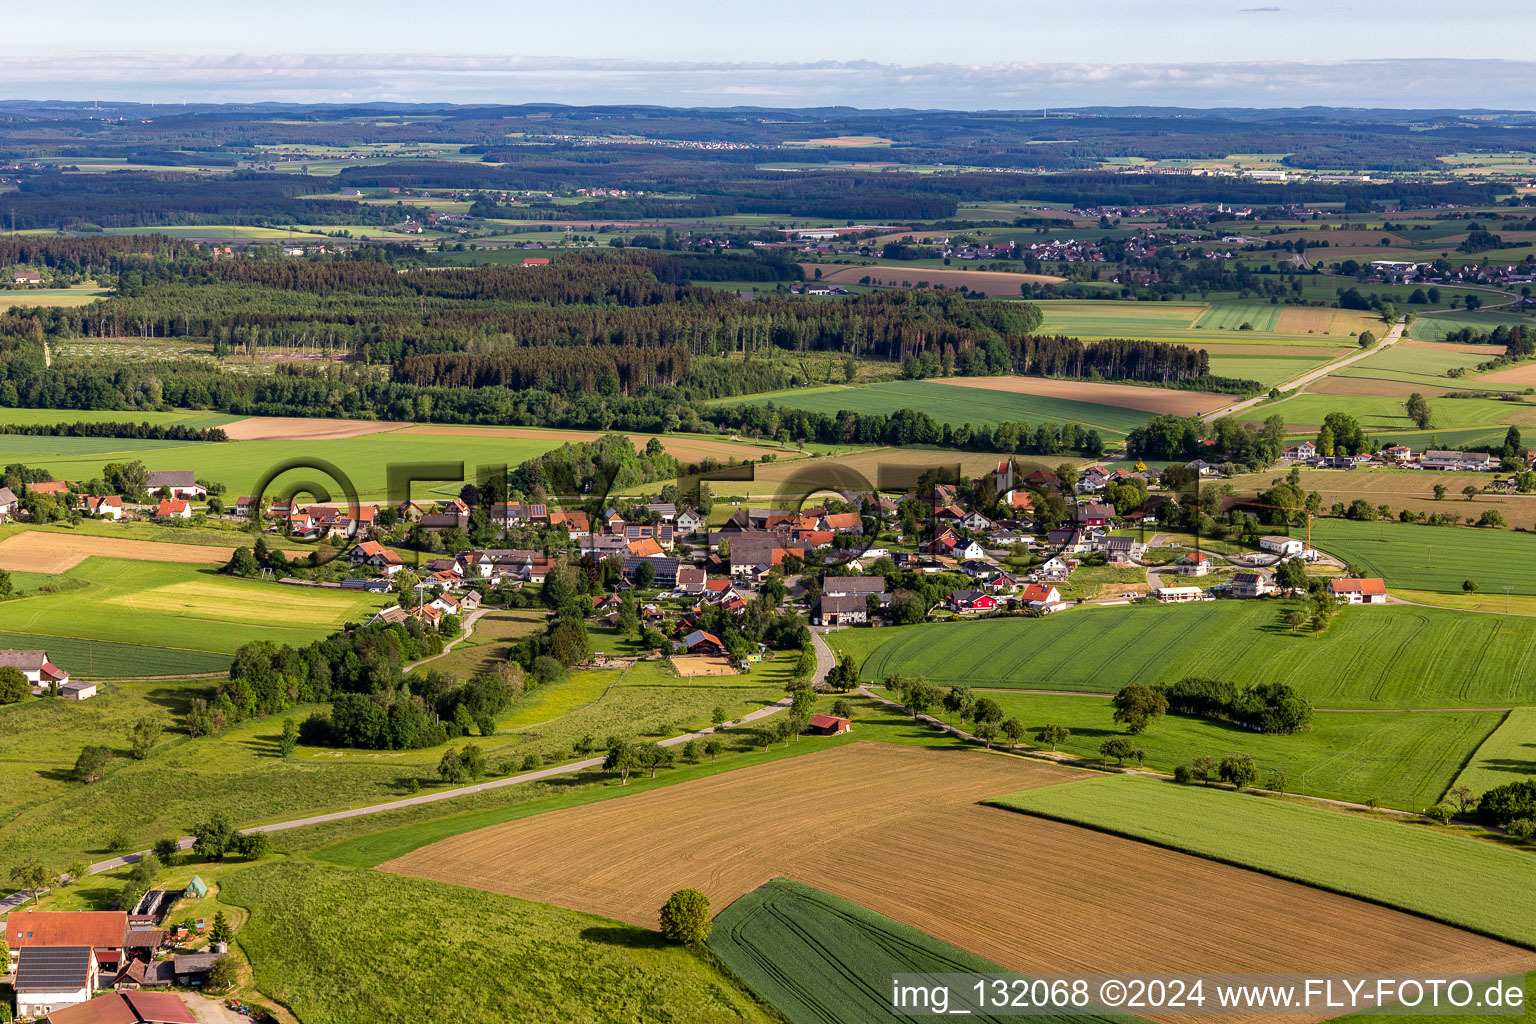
[[220, 416, 402, 441], [801, 263, 1065, 295], [939, 376, 1228, 416], [0, 532, 237, 573], [382, 743, 1531, 1018]]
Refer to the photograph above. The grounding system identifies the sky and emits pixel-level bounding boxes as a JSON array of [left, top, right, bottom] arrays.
[[2, 0, 1534, 108]]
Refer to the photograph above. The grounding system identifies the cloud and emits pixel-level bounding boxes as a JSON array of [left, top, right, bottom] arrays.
[[1239, 6, 1281, 11], [0, 53, 1532, 109]]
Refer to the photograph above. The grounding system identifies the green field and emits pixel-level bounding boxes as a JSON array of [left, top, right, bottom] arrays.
[[1196, 300, 1281, 332], [0, 628, 230, 677], [0, 286, 109, 309], [222, 859, 775, 1024], [906, 690, 1498, 810], [710, 879, 1120, 1024], [1205, 353, 1337, 388], [1410, 310, 1536, 342], [1, 557, 385, 655], [1, 430, 568, 500], [0, 408, 241, 429], [855, 602, 1536, 708], [1329, 342, 1512, 392], [1454, 708, 1536, 797], [1242, 391, 1536, 434], [992, 775, 1536, 949], [1311, 519, 1536, 595], [727, 379, 1152, 435]]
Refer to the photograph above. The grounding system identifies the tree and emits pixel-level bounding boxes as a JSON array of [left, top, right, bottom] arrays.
[[790, 688, 817, 720], [278, 717, 299, 759], [830, 698, 854, 719], [634, 559, 656, 589], [900, 678, 941, 719], [126, 716, 162, 760], [1286, 610, 1306, 634], [1405, 393, 1432, 430], [1433, 483, 1447, 501], [1219, 754, 1259, 790], [0, 665, 28, 704], [191, 812, 241, 861], [153, 838, 181, 864], [1191, 755, 1218, 785], [225, 546, 259, 577], [971, 697, 1004, 726], [438, 747, 468, 784], [1448, 784, 1476, 817], [942, 685, 975, 723], [1463, 579, 1479, 594], [1463, 485, 1479, 501], [659, 888, 711, 945], [604, 741, 640, 785], [974, 721, 1000, 749], [73, 745, 111, 783], [1100, 737, 1135, 765], [1034, 724, 1070, 751], [1110, 684, 1167, 734], [1001, 718, 1025, 749], [210, 911, 233, 945], [704, 738, 724, 763], [206, 955, 239, 991], [10, 857, 47, 905]]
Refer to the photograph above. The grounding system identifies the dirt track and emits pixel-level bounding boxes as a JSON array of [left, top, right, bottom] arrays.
[[0, 532, 236, 573], [382, 743, 1531, 1021]]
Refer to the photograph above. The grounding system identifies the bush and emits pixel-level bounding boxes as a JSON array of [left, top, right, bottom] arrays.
[[1172, 764, 1194, 785], [1478, 780, 1536, 827], [1423, 803, 1454, 824], [1506, 817, 1535, 841], [659, 888, 711, 946]]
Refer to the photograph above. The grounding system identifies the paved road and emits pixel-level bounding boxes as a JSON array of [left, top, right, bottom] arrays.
[[404, 607, 488, 674], [2, 631, 841, 914], [1201, 316, 1406, 423]]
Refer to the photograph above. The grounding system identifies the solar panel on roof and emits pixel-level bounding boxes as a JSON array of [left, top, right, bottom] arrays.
[[15, 945, 93, 989]]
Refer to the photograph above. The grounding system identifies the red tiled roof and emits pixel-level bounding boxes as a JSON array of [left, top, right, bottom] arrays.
[[125, 990, 200, 1024], [808, 714, 849, 729], [1329, 577, 1387, 595], [8, 910, 127, 949], [44, 993, 139, 1024]]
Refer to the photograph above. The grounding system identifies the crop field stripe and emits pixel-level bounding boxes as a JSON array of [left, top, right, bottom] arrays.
[[992, 775, 1536, 951], [0, 628, 230, 677], [1453, 707, 1536, 796]]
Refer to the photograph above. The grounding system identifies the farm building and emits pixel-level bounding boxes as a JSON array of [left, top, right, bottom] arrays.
[[806, 714, 852, 736], [681, 630, 725, 655], [0, 649, 71, 689], [1259, 536, 1305, 556], [145, 472, 206, 499], [170, 953, 218, 987], [1421, 450, 1495, 472], [48, 990, 198, 1024], [1327, 578, 1389, 604], [14, 946, 97, 1018], [813, 594, 868, 626]]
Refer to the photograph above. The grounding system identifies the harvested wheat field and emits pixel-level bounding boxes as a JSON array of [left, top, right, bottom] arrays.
[[939, 376, 1228, 416], [1305, 376, 1454, 398], [1477, 362, 1536, 387], [220, 416, 403, 441], [396, 425, 786, 464], [802, 264, 1065, 295], [381, 743, 1530, 1013], [669, 654, 739, 676], [0, 532, 236, 573]]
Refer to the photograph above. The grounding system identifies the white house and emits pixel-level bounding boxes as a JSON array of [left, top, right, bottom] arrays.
[[78, 495, 125, 520], [674, 508, 705, 536], [1154, 585, 1209, 603], [1328, 578, 1388, 604], [0, 485, 18, 519], [146, 471, 206, 499], [156, 498, 192, 521], [0, 649, 70, 688], [14, 946, 97, 1018], [1177, 553, 1212, 576], [1259, 535, 1305, 557]]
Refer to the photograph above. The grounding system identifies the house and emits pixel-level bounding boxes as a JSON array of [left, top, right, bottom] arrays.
[[1154, 585, 1208, 602], [1282, 442, 1317, 460], [622, 556, 681, 588], [350, 540, 404, 576], [1046, 527, 1092, 554], [1328, 577, 1389, 604], [1421, 449, 1495, 471], [0, 485, 17, 518], [78, 495, 125, 520], [145, 472, 205, 499], [813, 594, 868, 626], [171, 952, 219, 986], [1021, 583, 1061, 609], [1177, 553, 1212, 576], [155, 499, 191, 521], [1186, 459, 1216, 476], [1105, 536, 1146, 563], [959, 511, 993, 532], [948, 590, 998, 613], [520, 257, 551, 267], [0, 648, 71, 689], [806, 714, 852, 736], [12, 270, 42, 285], [674, 508, 705, 536], [1002, 489, 1035, 513], [28, 480, 71, 497], [50, 990, 198, 1024], [14, 946, 97, 1018], [230, 496, 258, 518], [681, 629, 725, 655], [369, 605, 409, 627], [461, 590, 482, 611], [8, 910, 127, 959], [822, 576, 890, 599], [1258, 535, 1305, 556], [1036, 556, 1071, 579], [1379, 445, 1413, 464], [1079, 468, 1110, 492], [1072, 503, 1114, 529], [547, 510, 590, 537], [820, 511, 864, 534], [1229, 572, 1276, 598], [674, 565, 708, 595]]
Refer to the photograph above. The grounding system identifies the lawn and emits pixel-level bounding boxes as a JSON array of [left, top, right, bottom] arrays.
[[0, 556, 385, 655], [991, 775, 1536, 950], [1310, 518, 1536, 595], [1454, 708, 1536, 798], [854, 602, 1536, 708], [726, 379, 1151, 436], [1242, 391, 1536, 434], [916, 690, 1500, 810], [709, 879, 1119, 1024], [221, 859, 776, 1024]]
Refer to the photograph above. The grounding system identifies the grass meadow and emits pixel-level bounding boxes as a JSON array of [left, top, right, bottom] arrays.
[[1243, 391, 1536, 434], [1327, 342, 1511, 393], [1453, 708, 1536, 797], [852, 602, 1536, 708], [727, 379, 1152, 435], [896, 689, 1499, 810], [1410, 310, 1536, 342], [992, 775, 1536, 950], [221, 859, 776, 1024], [1310, 518, 1536, 595]]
